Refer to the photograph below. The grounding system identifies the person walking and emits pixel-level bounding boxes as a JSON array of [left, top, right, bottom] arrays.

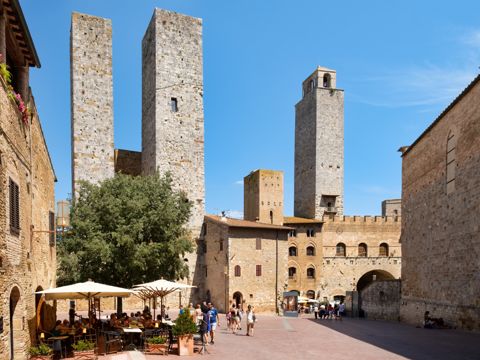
[[313, 303, 319, 319], [207, 303, 219, 344], [246, 305, 256, 337]]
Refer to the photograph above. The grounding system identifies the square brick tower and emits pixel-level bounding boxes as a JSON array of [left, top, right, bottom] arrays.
[[71, 13, 114, 197], [244, 169, 284, 225], [294, 67, 344, 219], [142, 9, 205, 231]]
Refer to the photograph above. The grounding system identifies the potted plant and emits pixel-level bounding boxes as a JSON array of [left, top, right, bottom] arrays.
[[72, 340, 96, 360], [145, 336, 168, 354], [172, 312, 197, 356], [29, 343, 53, 360]]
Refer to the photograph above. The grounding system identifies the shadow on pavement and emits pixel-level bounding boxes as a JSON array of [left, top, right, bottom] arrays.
[[307, 317, 480, 360]]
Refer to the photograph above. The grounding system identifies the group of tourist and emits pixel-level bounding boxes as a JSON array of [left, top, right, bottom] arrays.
[[310, 302, 346, 320], [226, 303, 256, 336]]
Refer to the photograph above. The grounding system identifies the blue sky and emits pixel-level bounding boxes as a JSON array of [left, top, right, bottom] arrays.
[[22, 0, 480, 217]]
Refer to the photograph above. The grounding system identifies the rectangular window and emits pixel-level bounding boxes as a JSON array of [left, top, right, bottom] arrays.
[[219, 239, 223, 251], [256, 238, 262, 250], [9, 178, 19, 234], [171, 97, 178, 112], [49, 211, 55, 246], [256, 265, 262, 277], [204, 242, 207, 254], [205, 266, 207, 278]]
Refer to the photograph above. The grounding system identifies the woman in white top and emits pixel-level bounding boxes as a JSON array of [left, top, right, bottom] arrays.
[[246, 305, 255, 336]]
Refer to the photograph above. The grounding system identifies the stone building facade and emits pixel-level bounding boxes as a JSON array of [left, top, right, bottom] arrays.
[[295, 67, 344, 219], [201, 215, 290, 313], [0, 1, 56, 358], [244, 169, 284, 225], [382, 199, 401, 216], [70, 13, 114, 197], [400, 74, 480, 330]]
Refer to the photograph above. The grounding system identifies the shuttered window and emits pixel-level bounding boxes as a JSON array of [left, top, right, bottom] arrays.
[[9, 178, 19, 234], [256, 265, 262, 277]]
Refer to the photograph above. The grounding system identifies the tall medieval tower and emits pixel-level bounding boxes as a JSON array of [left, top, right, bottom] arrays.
[[142, 9, 205, 231], [294, 67, 344, 219], [71, 13, 114, 197], [244, 170, 284, 225]]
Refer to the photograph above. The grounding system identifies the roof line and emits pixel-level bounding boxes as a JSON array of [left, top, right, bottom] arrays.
[[11, 0, 41, 67], [402, 72, 480, 157]]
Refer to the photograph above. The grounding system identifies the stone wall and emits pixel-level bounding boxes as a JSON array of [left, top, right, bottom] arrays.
[[286, 215, 401, 301], [71, 12, 114, 197], [400, 75, 480, 331], [381, 199, 401, 216], [202, 217, 289, 313], [294, 67, 344, 219], [141, 9, 204, 231], [0, 76, 56, 359], [244, 169, 284, 225], [114, 149, 142, 176], [360, 280, 401, 321]]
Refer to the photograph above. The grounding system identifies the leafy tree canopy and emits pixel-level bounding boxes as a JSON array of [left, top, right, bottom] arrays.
[[57, 173, 193, 287]]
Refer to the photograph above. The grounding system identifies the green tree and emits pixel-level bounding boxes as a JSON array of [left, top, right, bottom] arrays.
[[57, 173, 193, 287]]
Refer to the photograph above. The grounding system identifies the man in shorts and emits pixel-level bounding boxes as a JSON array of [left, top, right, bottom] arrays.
[[207, 303, 220, 344]]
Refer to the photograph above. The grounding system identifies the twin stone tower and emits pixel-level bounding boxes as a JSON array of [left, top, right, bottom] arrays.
[[70, 9, 344, 279]]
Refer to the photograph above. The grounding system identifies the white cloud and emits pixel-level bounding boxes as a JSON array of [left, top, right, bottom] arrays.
[[224, 210, 243, 219], [234, 180, 243, 185], [350, 29, 480, 109], [350, 64, 477, 109]]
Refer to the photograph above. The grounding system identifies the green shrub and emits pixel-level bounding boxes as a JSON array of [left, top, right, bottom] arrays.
[[172, 312, 197, 336], [146, 336, 166, 344], [29, 344, 52, 356], [0, 62, 11, 84], [72, 340, 95, 352]]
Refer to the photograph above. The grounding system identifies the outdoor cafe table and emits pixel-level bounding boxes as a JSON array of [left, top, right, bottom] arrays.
[[47, 336, 69, 358], [122, 328, 142, 350]]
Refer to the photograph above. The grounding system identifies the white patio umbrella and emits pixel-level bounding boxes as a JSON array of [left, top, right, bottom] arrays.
[[133, 279, 195, 319], [36, 280, 132, 322]]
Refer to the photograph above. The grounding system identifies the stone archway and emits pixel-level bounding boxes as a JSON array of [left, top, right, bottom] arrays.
[[357, 270, 395, 317], [232, 292, 243, 309], [9, 286, 21, 360], [357, 270, 395, 292]]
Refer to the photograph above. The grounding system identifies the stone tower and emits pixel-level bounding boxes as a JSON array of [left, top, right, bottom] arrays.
[[294, 66, 344, 219], [142, 9, 205, 231], [71, 13, 114, 197], [244, 169, 284, 225]]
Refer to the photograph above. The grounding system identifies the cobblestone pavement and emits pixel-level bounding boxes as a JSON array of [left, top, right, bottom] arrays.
[[97, 314, 480, 360]]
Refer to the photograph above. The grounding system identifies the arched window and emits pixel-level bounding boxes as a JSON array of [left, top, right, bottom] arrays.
[[289, 246, 297, 257], [269, 210, 274, 224], [446, 131, 456, 194], [306, 229, 315, 237], [234, 265, 241, 277], [323, 73, 331, 88], [358, 243, 367, 257], [288, 267, 297, 279], [306, 290, 316, 299], [307, 267, 315, 279], [336, 243, 346, 257], [306, 246, 315, 256], [379, 243, 389, 257], [309, 79, 315, 91]]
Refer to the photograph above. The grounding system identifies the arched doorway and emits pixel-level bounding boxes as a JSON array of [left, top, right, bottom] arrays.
[[232, 292, 243, 309], [9, 286, 21, 360], [356, 270, 395, 292], [357, 270, 395, 317]]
